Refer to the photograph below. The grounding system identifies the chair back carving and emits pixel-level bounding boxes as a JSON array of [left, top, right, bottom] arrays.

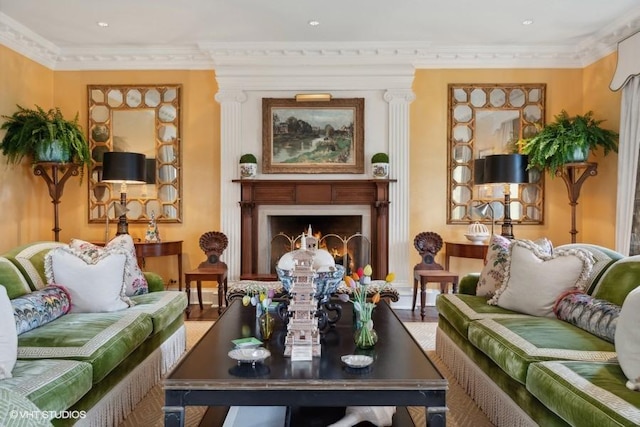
[[413, 231, 444, 270], [198, 231, 228, 267]]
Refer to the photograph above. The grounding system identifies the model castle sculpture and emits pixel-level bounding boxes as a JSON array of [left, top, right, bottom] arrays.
[[283, 226, 322, 360]]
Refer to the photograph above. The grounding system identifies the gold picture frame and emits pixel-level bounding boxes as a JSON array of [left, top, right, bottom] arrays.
[[262, 98, 364, 174]]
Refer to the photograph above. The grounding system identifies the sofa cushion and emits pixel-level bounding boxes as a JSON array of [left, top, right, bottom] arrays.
[[592, 256, 640, 306], [527, 361, 640, 427], [3, 359, 93, 413], [0, 386, 53, 427], [12, 285, 71, 335], [16, 311, 152, 383], [128, 291, 188, 335], [555, 243, 624, 294], [476, 235, 553, 298], [70, 235, 149, 296], [616, 285, 640, 391], [435, 293, 528, 339], [468, 317, 616, 384], [45, 246, 132, 312], [0, 286, 17, 379], [0, 257, 32, 299], [554, 291, 620, 343], [488, 241, 594, 317], [3, 242, 65, 291]]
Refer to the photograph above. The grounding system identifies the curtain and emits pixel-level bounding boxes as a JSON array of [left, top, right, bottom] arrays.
[[616, 76, 640, 254]]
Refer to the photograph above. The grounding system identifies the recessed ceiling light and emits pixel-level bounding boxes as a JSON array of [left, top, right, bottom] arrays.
[[97, 21, 109, 28], [308, 20, 320, 27], [522, 19, 534, 25]]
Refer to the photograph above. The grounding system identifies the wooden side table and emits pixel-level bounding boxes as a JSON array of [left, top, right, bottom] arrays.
[[184, 265, 228, 315], [134, 241, 183, 291], [444, 241, 488, 270], [413, 270, 459, 320]]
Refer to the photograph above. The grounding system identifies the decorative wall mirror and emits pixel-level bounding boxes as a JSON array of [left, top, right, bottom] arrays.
[[447, 83, 546, 225], [87, 84, 182, 224]]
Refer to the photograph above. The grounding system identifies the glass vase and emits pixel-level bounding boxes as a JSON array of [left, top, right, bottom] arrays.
[[259, 312, 275, 340], [354, 313, 378, 349]]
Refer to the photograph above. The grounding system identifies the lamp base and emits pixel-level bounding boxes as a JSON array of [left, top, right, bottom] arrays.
[[116, 215, 129, 235]]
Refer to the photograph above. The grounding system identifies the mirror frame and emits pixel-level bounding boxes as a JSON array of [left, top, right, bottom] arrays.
[[87, 84, 182, 224], [447, 83, 546, 225]]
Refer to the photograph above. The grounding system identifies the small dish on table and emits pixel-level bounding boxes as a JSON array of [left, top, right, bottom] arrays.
[[228, 348, 271, 367], [341, 354, 373, 369]]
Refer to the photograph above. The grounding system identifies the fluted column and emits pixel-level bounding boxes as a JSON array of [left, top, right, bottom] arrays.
[[214, 89, 247, 280], [384, 89, 415, 286]]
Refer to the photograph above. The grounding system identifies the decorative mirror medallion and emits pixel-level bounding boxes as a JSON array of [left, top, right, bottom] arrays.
[[447, 84, 545, 225], [87, 84, 182, 223]]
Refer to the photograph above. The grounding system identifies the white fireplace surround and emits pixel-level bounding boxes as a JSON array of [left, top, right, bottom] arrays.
[[215, 62, 415, 306], [257, 205, 372, 274]]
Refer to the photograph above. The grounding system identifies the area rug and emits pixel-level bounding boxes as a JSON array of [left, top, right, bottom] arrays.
[[119, 321, 494, 427]]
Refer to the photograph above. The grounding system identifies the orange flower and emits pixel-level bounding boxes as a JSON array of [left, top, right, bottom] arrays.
[[351, 272, 360, 281], [372, 292, 381, 304]]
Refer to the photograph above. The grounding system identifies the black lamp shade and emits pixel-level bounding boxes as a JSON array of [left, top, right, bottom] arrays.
[[474, 154, 528, 185], [101, 152, 146, 183]]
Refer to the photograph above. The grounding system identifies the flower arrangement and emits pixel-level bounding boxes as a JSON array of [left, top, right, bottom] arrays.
[[339, 265, 395, 348], [241, 286, 275, 314]]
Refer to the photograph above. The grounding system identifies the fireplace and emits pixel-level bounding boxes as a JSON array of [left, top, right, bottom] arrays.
[[235, 179, 393, 279], [260, 212, 371, 275]]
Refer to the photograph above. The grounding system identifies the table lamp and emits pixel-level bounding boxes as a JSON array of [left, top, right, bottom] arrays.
[[474, 154, 528, 239], [101, 152, 146, 235]]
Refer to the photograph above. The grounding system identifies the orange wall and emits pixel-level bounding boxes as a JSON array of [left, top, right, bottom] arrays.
[[410, 63, 620, 269], [0, 45, 55, 247], [0, 44, 622, 282]]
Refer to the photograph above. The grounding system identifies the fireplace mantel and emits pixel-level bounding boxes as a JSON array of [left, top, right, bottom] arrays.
[[233, 179, 396, 278]]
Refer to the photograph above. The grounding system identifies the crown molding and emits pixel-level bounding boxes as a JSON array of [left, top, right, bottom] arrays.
[[2, 11, 639, 71]]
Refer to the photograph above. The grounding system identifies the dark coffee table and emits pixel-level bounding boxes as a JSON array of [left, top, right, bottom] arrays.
[[164, 300, 447, 426]]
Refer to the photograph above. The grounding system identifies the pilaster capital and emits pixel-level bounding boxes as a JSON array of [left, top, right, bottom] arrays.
[[383, 89, 416, 104], [214, 90, 248, 104]]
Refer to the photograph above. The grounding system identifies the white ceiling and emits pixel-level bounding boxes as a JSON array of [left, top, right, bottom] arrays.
[[1, 0, 640, 70]]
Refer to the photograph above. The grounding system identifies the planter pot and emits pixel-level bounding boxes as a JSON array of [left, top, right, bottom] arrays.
[[372, 162, 389, 179], [566, 146, 589, 163], [36, 139, 70, 163], [239, 163, 257, 178]]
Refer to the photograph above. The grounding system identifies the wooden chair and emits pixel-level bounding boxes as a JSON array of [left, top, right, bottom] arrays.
[[412, 232, 458, 320], [184, 231, 229, 315]]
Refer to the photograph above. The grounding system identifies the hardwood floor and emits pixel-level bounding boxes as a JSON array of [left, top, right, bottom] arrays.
[[185, 304, 439, 322]]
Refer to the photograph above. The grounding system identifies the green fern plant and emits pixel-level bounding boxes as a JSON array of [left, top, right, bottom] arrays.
[[239, 153, 257, 163], [522, 110, 618, 176], [371, 152, 389, 163], [0, 105, 91, 171]]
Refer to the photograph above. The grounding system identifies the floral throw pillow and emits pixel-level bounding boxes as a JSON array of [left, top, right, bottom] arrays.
[[476, 234, 553, 298], [70, 235, 148, 296]]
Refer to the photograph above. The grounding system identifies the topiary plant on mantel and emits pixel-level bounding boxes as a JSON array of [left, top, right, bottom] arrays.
[[522, 110, 618, 176]]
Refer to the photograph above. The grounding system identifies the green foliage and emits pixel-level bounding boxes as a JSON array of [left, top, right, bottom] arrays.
[[0, 105, 91, 171], [371, 152, 389, 163], [239, 153, 257, 163], [522, 110, 618, 176]]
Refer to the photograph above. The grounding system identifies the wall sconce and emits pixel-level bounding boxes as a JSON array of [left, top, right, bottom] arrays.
[[101, 152, 146, 236], [295, 93, 332, 102], [474, 154, 528, 239]]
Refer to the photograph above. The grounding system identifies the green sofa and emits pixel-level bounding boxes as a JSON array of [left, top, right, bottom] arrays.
[[436, 243, 640, 427], [0, 241, 188, 426]]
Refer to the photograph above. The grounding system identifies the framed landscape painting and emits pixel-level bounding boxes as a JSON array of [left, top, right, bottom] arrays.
[[262, 97, 364, 174]]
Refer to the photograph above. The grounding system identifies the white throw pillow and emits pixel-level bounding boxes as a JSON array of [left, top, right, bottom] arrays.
[[476, 235, 553, 298], [488, 240, 594, 317], [45, 247, 132, 313], [70, 235, 148, 296], [615, 285, 640, 391], [0, 286, 18, 379]]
